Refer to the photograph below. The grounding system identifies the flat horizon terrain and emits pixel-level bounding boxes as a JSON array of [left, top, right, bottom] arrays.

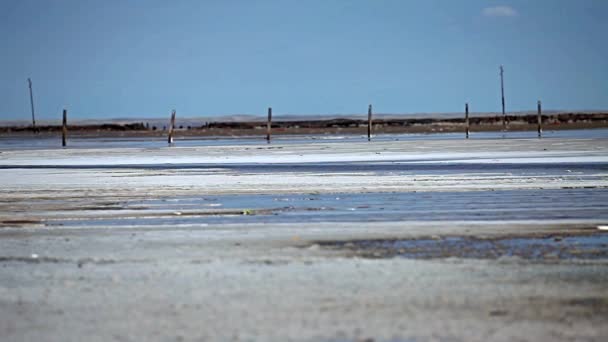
[[1, 135, 607, 341], [3, 110, 606, 126]]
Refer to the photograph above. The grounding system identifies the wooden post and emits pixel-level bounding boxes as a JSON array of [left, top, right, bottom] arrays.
[[266, 107, 272, 142], [367, 104, 373, 141], [537, 100, 542, 138], [168, 110, 176, 144], [465, 103, 470, 139], [62, 109, 67, 147], [28, 78, 37, 133], [500, 65, 506, 131]]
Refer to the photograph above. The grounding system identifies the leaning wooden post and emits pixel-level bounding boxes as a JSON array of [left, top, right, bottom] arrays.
[[61, 109, 67, 147], [537, 100, 542, 139], [28, 78, 37, 133], [367, 104, 373, 141], [465, 103, 470, 139], [500, 65, 506, 131], [266, 107, 272, 142], [168, 109, 176, 144]]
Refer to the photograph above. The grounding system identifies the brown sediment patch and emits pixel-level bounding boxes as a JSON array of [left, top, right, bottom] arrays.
[[1, 219, 42, 224], [0, 219, 44, 228]]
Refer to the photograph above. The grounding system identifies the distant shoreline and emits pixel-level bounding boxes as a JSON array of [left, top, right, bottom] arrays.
[[1, 112, 606, 138]]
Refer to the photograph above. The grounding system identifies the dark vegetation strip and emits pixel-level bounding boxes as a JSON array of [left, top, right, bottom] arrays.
[[2, 113, 607, 133]]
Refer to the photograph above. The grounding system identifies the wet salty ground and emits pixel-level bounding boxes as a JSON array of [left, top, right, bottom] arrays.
[[1, 137, 608, 341], [1, 128, 607, 150], [318, 233, 608, 260], [2, 221, 607, 342], [2, 188, 608, 228]]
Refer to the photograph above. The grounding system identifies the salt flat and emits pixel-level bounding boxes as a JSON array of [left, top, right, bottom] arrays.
[[0, 137, 607, 341]]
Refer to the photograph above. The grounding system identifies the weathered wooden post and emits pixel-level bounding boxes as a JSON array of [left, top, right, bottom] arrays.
[[28, 78, 37, 133], [465, 103, 470, 139], [537, 100, 542, 138], [168, 110, 176, 144], [500, 65, 506, 131], [367, 104, 373, 141], [62, 109, 67, 147], [266, 107, 272, 142]]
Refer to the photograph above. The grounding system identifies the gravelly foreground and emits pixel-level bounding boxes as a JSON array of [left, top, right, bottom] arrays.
[[1, 137, 607, 341]]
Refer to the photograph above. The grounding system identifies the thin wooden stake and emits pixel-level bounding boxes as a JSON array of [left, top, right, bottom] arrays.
[[168, 110, 176, 144], [62, 109, 67, 147], [367, 104, 373, 141], [465, 103, 470, 139], [537, 100, 542, 139], [500, 65, 506, 131], [266, 107, 272, 142], [28, 78, 37, 133]]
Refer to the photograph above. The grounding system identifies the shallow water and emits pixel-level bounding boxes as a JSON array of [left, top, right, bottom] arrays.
[[47, 188, 608, 228], [1, 128, 606, 150], [4, 162, 605, 176]]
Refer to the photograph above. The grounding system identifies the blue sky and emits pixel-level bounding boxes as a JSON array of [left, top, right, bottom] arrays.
[[1, 0, 606, 120]]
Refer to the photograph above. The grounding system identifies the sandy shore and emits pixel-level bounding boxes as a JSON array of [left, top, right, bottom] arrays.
[[1, 137, 607, 341]]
